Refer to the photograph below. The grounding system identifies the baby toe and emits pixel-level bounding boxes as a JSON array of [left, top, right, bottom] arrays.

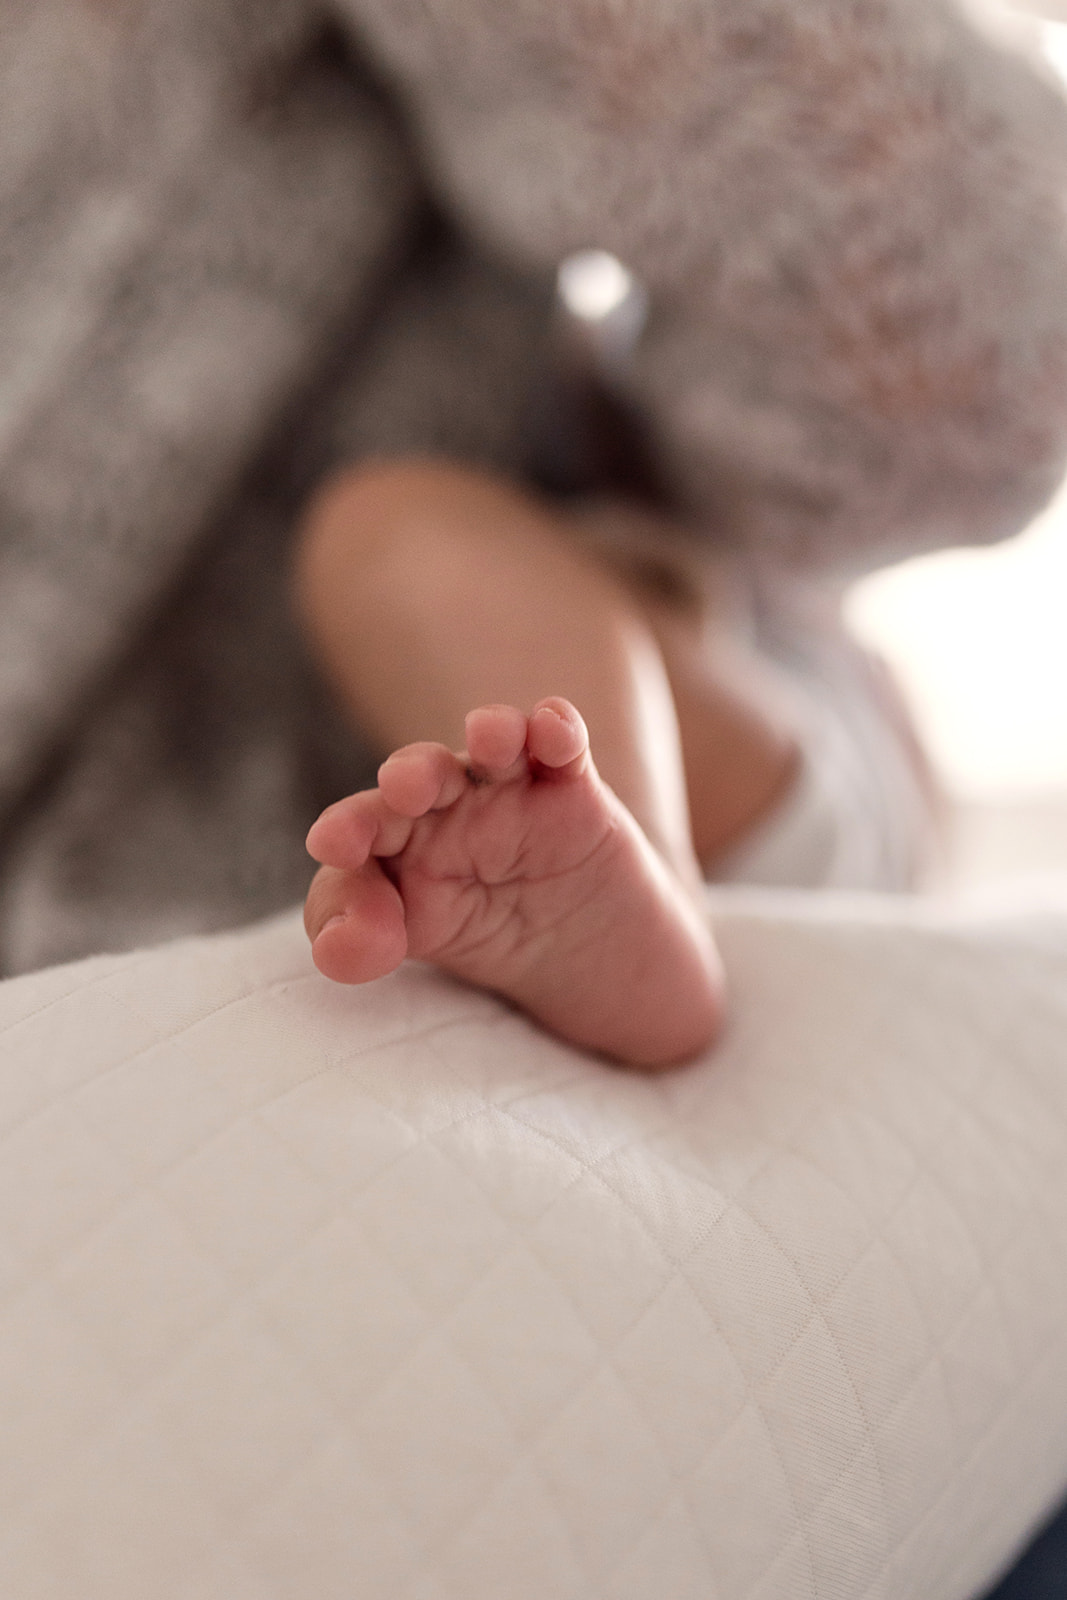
[[464, 704, 528, 774], [528, 698, 589, 770], [378, 743, 466, 817], [306, 796, 376, 869], [306, 862, 408, 984]]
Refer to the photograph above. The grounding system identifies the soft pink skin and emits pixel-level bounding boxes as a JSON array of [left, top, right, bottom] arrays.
[[304, 698, 724, 1069]]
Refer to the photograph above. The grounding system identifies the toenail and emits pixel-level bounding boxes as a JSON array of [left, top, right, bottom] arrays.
[[535, 702, 569, 726]]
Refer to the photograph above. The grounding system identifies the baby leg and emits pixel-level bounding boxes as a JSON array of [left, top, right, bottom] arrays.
[[293, 458, 798, 882], [304, 696, 724, 1068], [291, 458, 795, 1062]]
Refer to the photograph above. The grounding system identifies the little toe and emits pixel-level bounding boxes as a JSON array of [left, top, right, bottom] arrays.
[[378, 743, 467, 817], [528, 697, 590, 770], [465, 704, 528, 775]]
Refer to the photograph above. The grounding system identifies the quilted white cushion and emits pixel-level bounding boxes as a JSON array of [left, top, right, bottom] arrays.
[[2, 892, 1067, 1600]]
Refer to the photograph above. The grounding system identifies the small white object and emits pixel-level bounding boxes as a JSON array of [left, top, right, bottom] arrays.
[[555, 248, 649, 371], [556, 248, 636, 321]]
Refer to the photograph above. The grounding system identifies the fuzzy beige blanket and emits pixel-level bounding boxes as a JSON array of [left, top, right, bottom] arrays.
[[2, 0, 1066, 973]]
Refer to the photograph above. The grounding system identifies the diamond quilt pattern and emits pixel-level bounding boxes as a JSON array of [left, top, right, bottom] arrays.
[[2, 891, 1067, 1600]]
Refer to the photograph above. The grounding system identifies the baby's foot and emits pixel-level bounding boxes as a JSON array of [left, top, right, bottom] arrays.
[[304, 699, 723, 1067]]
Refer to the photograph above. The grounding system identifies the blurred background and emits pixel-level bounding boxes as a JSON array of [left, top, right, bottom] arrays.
[[845, 14, 1067, 892]]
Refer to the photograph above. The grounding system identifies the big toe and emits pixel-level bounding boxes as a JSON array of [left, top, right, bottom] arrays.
[[305, 863, 408, 984]]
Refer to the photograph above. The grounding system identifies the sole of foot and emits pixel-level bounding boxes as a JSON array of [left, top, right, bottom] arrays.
[[304, 697, 724, 1068]]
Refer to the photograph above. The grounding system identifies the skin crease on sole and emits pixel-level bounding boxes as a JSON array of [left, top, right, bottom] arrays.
[[303, 697, 725, 1069]]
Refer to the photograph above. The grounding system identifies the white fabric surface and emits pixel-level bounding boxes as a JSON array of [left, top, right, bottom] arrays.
[[2, 892, 1067, 1600]]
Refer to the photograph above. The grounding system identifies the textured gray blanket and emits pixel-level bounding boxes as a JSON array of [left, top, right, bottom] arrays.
[[2, 0, 1066, 974]]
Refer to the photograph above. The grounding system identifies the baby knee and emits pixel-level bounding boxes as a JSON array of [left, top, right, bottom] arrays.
[[292, 456, 496, 647], [292, 459, 430, 625]]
